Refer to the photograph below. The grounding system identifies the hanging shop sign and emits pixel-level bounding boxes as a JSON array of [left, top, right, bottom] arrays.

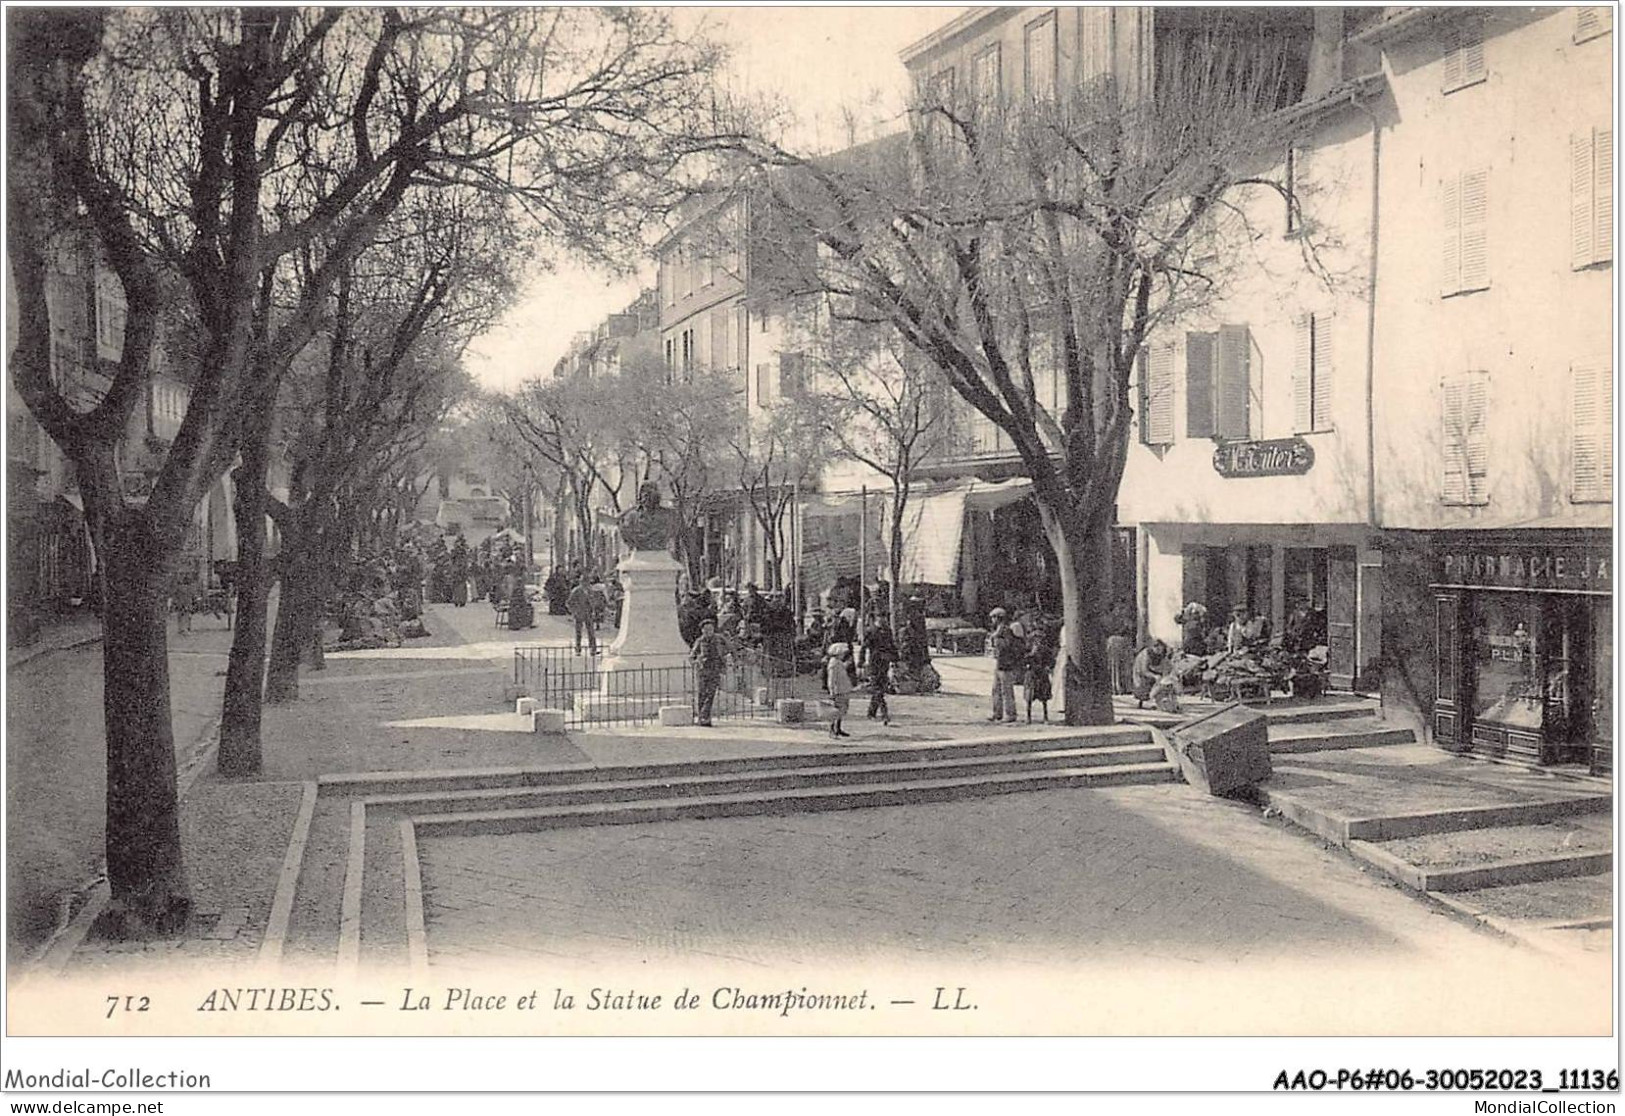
[[1438, 544, 1611, 594], [1212, 437, 1315, 478]]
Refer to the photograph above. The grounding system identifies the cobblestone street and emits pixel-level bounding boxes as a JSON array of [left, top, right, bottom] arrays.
[[417, 781, 1611, 1034]]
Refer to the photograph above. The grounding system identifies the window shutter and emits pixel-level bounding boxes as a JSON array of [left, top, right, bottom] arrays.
[[1463, 374, 1489, 501], [1575, 6, 1612, 43], [755, 362, 771, 406], [1572, 358, 1614, 501], [1441, 377, 1467, 503], [1441, 175, 1461, 294], [1311, 313, 1334, 431], [1214, 324, 1251, 439], [1147, 342, 1176, 444], [1458, 169, 1489, 291], [1572, 130, 1597, 269], [1291, 315, 1313, 434], [1186, 331, 1215, 438], [1443, 19, 1486, 91], [1595, 127, 1613, 263]]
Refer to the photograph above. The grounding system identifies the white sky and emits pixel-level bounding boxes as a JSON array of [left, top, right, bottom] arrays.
[[462, 5, 968, 394]]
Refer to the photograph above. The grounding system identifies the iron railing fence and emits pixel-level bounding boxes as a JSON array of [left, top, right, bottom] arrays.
[[512, 645, 810, 728]]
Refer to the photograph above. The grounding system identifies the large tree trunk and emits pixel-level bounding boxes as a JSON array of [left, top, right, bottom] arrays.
[[888, 486, 907, 633], [1040, 502, 1115, 726], [99, 506, 191, 935], [219, 426, 273, 775], [265, 511, 316, 704]]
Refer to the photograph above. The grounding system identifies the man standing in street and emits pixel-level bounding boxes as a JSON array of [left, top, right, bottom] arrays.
[[690, 617, 727, 726], [988, 607, 1022, 723], [567, 573, 598, 657]]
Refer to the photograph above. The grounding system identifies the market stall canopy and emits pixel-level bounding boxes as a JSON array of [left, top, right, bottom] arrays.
[[890, 478, 1033, 585]]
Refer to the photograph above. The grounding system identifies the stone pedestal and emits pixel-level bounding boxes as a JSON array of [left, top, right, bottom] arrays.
[[576, 549, 692, 724]]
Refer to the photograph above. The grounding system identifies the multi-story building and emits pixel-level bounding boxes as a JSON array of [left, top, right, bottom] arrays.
[[7, 235, 237, 639], [1358, 6, 1613, 769]]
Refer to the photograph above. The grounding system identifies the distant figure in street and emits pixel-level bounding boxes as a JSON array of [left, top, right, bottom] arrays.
[[1024, 624, 1057, 723], [825, 642, 856, 739], [172, 577, 198, 635], [566, 575, 598, 656], [988, 607, 1022, 723], [690, 618, 727, 727], [861, 619, 896, 726], [1132, 639, 1173, 709]]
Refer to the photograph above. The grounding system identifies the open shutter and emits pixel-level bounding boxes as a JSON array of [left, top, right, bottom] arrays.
[[1214, 324, 1251, 439], [1311, 313, 1334, 431], [1572, 358, 1614, 501], [1595, 127, 1613, 263], [1147, 342, 1176, 444], [1458, 169, 1489, 291], [1441, 377, 1467, 503], [1575, 6, 1613, 43], [1441, 175, 1462, 294], [1572, 131, 1597, 268], [1186, 331, 1215, 438], [1291, 315, 1313, 433], [1464, 373, 1489, 503]]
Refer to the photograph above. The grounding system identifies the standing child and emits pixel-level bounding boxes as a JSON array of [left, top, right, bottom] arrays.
[[1024, 624, 1057, 723], [825, 642, 856, 739]]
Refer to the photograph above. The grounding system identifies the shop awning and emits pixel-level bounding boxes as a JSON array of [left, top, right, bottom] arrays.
[[890, 478, 1034, 585]]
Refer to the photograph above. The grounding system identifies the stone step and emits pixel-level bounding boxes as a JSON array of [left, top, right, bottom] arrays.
[[1266, 721, 1416, 754], [317, 727, 1155, 798], [1350, 815, 1614, 893], [1342, 794, 1612, 842], [408, 762, 1181, 838], [363, 743, 1170, 816], [1261, 701, 1381, 725]]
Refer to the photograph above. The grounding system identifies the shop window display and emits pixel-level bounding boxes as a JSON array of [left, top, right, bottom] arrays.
[[1469, 595, 1542, 731]]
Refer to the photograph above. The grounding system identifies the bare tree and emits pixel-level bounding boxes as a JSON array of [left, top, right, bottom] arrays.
[[795, 309, 961, 629], [619, 356, 742, 580], [7, 6, 745, 931], [750, 18, 1313, 723], [728, 403, 829, 593]]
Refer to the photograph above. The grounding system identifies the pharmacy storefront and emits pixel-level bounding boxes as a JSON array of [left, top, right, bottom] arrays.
[[1429, 530, 1612, 773]]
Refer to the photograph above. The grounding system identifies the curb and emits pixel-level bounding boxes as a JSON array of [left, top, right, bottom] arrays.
[[7, 630, 103, 671], [257, 781, 319, 971], [22, 713, 221, 980]]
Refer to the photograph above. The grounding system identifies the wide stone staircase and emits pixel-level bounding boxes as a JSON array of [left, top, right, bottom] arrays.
[[273, 727, 1178, 976], [1252, 704, 1611, 948]]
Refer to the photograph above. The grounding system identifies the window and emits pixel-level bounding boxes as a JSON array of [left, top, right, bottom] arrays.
[[1575, 6, 1612, 43], [1214, 324, 1252, 439], [755, 362, 772, 406], [661, 260, 674, 307], [1441, 16, 1486, 93], [1441, 168, 1490, 296], [1137, 342, 1175, 445], [778, 351, 804, 397], [1441, 370, 1489, 505], [679, 245, 694, 299], [1185, 332, 1215, 439], [700, 247, 715, 288], [681, 328, 694, 378], [1025, 11, 1058, 101], [1285, 146, 1313, 236], [1291, 313, 1334, 434], [1571, 357, 1613, 502], [1571, 126, 1613, 269], [973, 43, 1001, 107], [95, 270, 125, 361], [710, 305, 733, 369], [664, 337, 675, 376]]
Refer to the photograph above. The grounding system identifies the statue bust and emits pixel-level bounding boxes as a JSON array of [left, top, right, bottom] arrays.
[[618, 480, 679, 552]]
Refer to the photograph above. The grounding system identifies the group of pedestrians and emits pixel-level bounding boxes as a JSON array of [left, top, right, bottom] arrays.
[[986, 607, 1058, 724]]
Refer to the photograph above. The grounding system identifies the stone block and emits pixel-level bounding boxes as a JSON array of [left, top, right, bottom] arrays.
[[775, 698, 805, 724], [658, 704, 694, 727], [532, 708, 568, 734], [515, 697, 536, 716], [1171, 702, 1271, 796]]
